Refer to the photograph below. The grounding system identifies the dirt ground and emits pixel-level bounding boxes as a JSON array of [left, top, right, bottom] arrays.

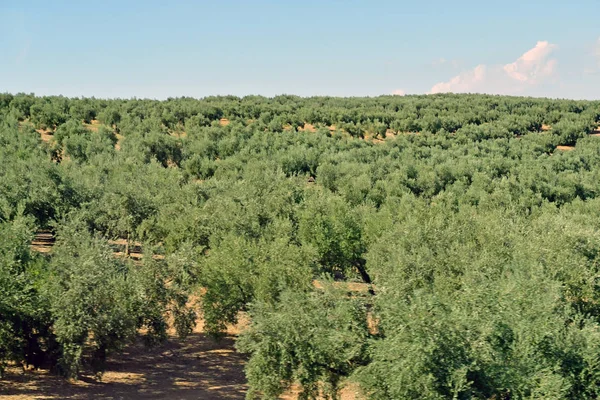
[[0, 319, 362, 400], [14, 188, 374, 400], [4, 235, 247, 400], [0, 320, 248, 400], [1, 272, 364, 400], [556, 145, 576, 151]]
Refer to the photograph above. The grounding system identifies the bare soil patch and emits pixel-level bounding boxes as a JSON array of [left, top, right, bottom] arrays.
[[0, 313, 360, 400], [299, 123, 317, 132], [20, 236, 367, 399], [35, 129, 53, 143], [281, 383, 363, 400], [556, 145, 575, 151], [30, 231, 54, 254], [82, 120, 101, 132], [114, 133, 124, 151], [0, 320, 248, 400], [312, 280, 372, 294]]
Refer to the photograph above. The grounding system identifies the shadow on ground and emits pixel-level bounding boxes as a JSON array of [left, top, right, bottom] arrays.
[[0, 331, 247, 400]]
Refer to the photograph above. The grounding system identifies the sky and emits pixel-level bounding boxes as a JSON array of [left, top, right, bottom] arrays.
[[1, 0, 599, 100]]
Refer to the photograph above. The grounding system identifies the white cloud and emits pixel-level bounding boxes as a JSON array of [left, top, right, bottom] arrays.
[[392, 89, 406, 96], [428, 41, 558, 95], [430, 64, 487, 94], [503, 41, 557, 83]]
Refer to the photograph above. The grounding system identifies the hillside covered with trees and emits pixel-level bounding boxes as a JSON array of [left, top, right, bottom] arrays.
[[2, 93, 600, 399]]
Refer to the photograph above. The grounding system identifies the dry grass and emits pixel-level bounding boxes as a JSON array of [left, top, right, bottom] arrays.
[[556, 145, 575, 151], [82, 120, 101, 132], [281, 383, 364, 400], [298, 123, 317, 132], [171, 131, 187, 138], [35, 129, 53, 143], [114, 133, 124, 151]]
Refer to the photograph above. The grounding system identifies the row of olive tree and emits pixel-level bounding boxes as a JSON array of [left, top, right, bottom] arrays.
[[1, 93, 600, 399]]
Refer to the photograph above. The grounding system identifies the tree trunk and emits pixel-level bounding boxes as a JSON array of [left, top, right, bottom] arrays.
[[355, 259, 375, 295]]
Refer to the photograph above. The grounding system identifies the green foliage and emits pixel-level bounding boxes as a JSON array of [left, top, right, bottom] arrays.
[[357, 206, 600, 399], [552, 116, 595, 146], [121, 131, 182, 167], [0, 122, 66, 226], [0, 215, 52, 377], [134, 243, 201, 344], [1, 93, 600, 397], [43, 219, 144, 377], [97, 107, 121, 129], [237, 287, 369, 400], [69, 100, 97, 123], [53, 120, 117, 162], [298, 188, 366, 279], [200, 224, 314, 335]]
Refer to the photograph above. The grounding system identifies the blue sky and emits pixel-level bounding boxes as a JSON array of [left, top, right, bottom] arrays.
[[1, 0, 599, 99]]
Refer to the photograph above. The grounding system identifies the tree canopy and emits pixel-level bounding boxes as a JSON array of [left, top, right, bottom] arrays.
[[1, 92, 600, 398]]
